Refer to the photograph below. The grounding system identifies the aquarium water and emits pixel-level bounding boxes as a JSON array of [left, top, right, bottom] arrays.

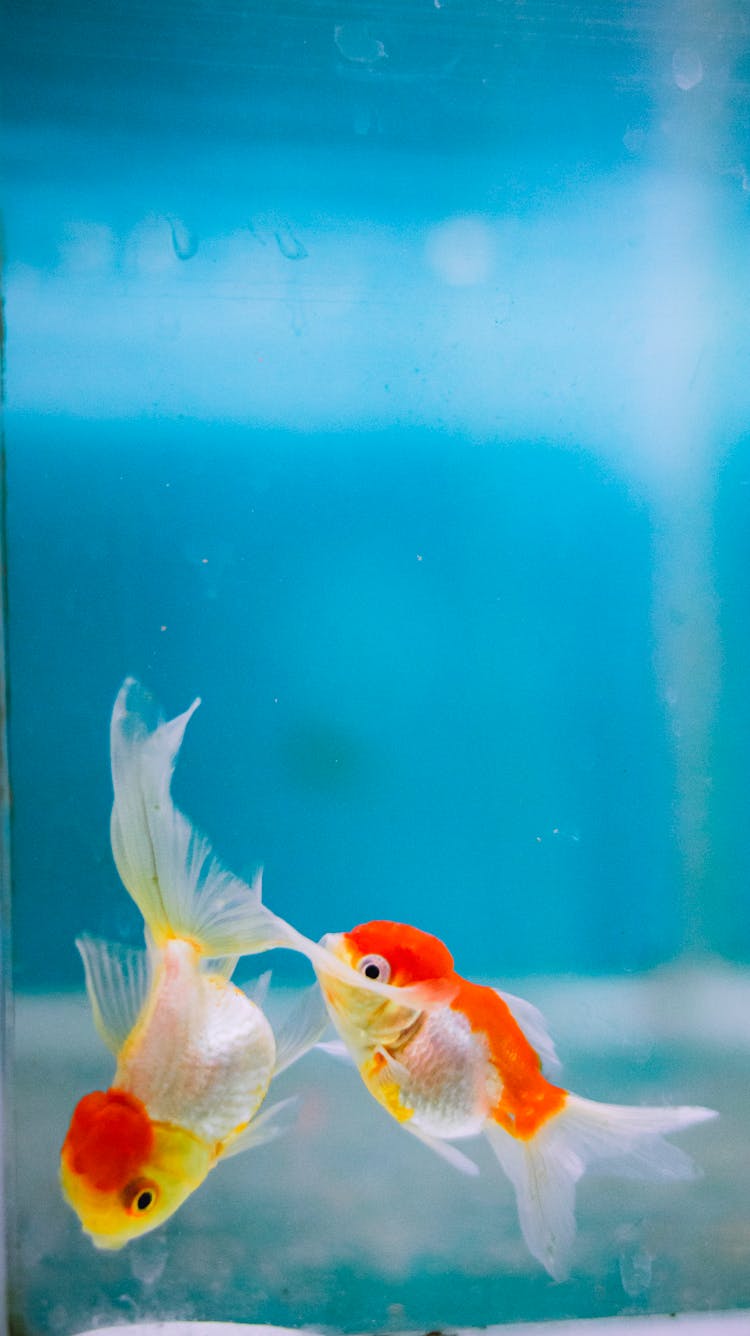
[[2, 0, 750, 1334]]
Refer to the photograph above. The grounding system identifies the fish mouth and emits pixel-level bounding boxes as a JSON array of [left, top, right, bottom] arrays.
[[318, 931, 344, 952], [316, 933, 350, 1007], [89, 1231, 129, 1251]]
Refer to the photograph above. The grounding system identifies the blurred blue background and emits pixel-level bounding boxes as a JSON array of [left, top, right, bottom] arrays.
[[5, 0, 750, 990]]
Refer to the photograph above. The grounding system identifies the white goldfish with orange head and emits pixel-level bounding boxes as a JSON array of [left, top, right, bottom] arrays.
[[60, 679, 326, 1249], [313, 919, 717, 1280]]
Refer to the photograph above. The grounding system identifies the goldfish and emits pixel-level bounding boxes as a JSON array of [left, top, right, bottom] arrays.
[[60, 679, 326, 1249], [313, 919, 717, 1280]]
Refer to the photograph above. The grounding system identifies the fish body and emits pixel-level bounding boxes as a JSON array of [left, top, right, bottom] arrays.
[[61, 680, 324, 1249], [361, 1000, 489, 1137], [113, 939, 275, 1145], [316, 920, 717, 1280], [61, 942, 276, 1249]]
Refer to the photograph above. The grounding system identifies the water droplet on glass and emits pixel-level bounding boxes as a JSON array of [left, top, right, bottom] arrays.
[[168, 216, 199, 261], [334, 21, 387, 64], [672, 48, 703, 91], [622, 126, 645, 154], [58, 222, 116, 274], [274, 226, 308, 261], [727, 164, 750, 193], [246, 220, 268, 247], [289, 301, 307, 336], [425, 216, 495, 287], [353, 105, 373, 136], [619, 1242, 653, 1297]]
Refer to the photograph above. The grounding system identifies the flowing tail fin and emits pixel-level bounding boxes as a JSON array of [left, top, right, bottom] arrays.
[[484, 1094, 717, 1280], [109, 678, 292, 958]]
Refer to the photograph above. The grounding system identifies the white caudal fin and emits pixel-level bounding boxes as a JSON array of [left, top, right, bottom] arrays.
[[109, 678, 293, 958], [109, 679, 460, 996], [485, 1094, 717, 1280]]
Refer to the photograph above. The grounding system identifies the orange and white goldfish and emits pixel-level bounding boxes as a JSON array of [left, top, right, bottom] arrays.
[[313, 919, 717, 1280], [60, 679, 326, 1249]]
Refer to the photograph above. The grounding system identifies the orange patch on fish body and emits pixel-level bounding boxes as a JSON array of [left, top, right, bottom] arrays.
[[342, 920, 565, 1138], [450, 977, 566, 1138], [332, 917, 715, 1282]]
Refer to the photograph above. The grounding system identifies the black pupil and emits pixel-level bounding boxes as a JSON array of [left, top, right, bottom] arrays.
[[136, 1191, 153, 1211], [364, 963, 381, 979]]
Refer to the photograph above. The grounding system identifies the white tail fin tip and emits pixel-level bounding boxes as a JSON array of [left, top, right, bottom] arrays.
[[485, 1092, 717, 1280], [109, 679, 288, 959]]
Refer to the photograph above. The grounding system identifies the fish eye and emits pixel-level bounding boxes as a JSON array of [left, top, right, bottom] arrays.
[[357, 953, 391, 983], [121, 1178, 159, 1216]]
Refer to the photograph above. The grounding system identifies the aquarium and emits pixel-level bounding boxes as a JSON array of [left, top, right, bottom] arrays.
[[2, 0, 750, 1333]]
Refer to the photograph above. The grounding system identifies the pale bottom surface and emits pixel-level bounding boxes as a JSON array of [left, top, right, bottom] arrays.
[[11, 969, 750, 1336], [74, 1315, 750, 1336]]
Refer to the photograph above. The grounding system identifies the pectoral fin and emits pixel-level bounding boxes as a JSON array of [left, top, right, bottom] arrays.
[[221, 1097, 299, 1160], [363, 1048, 414, 1122], [272, 984, 329, 1076], [316, 1039, 355, 1064], [76, 935, 152, 1054]]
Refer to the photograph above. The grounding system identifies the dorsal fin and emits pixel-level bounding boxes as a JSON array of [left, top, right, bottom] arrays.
[[494, 989, 561, 1074]]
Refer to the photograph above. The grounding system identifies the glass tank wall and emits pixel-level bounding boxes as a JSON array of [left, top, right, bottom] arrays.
[[3, 0, 750, 1333]]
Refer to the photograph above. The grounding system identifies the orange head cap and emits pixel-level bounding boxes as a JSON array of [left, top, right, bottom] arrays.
[[320, 920, 455, 1045], [60, 1088, 212, 1249], [345, 921, 454, 986], [63, 1089, 154, 1192]]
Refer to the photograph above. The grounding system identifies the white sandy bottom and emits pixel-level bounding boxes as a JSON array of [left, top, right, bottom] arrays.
[[11, 971, 750, 1335], [74, 1313, 750, 1336]]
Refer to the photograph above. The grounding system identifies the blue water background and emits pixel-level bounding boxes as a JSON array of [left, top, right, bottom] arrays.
[[8, 422, 677, 985], [4, 3, 750, 983], [5, 6, 750, 1332]]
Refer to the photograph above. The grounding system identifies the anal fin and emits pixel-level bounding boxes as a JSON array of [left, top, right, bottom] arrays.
[[406, 1124, 480, 1177]]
